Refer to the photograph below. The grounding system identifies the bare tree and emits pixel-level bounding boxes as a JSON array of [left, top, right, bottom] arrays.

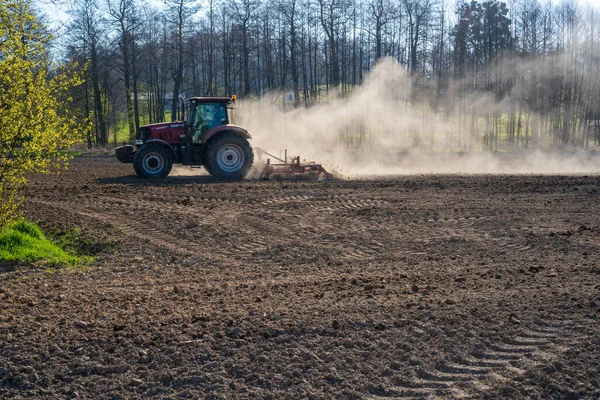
[[166, 0, 199, 121], [68, 0, 108, 147], [368, 0, 395, 61], [319, 0, 341, 88], [107, 0, 138, 140], [403, 0, 434, 74]]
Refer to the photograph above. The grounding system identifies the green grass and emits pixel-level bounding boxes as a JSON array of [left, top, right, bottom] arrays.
[[0, 220, 90, 267], [55, 150, 85, 157]]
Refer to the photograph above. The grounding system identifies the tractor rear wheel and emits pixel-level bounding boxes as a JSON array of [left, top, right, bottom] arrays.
[[204, 134, 253, 179], [133, 144, 173, 179]]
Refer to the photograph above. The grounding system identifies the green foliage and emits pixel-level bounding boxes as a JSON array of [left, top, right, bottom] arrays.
[[0, 220, 88, 267], [0, 0, 88, 226], [11, 219, 43, 239]]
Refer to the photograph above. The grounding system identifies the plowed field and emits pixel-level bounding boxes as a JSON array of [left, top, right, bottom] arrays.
[[2, 157, 599, 399]]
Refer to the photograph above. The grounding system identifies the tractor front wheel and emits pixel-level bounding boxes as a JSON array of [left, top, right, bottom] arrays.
[[204, 134, 253, 179], [133, 144, 173, 179]]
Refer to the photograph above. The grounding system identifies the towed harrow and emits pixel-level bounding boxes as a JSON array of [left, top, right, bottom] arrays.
[[255, 148, 334, 180]]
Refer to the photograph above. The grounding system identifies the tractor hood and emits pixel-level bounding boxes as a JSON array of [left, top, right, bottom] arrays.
[[139, 121, 187, 145], [143, 121, 186, 131]]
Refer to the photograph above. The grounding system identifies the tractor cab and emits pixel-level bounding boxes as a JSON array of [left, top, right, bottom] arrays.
[[186, 97, 233, 144]]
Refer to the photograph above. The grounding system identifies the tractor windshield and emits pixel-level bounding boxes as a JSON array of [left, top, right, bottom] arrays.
[[190, 102, 229, 143]]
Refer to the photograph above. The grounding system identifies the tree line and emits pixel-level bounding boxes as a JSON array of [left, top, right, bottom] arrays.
[[60, 0, 600, 151]]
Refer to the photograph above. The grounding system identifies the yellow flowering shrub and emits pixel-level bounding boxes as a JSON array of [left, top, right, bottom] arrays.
[[0, 0, 86, 226]]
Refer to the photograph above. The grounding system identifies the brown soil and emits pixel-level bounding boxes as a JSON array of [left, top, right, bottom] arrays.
[[2, 157, 599, 399]]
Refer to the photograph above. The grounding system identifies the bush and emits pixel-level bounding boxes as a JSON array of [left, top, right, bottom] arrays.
[[0, 0, 86, 226]]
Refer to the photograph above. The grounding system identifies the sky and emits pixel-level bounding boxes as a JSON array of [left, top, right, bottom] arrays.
[[36, 0, 600, 33], [36, 1, 70, 27], [35, 0, 165, 31]]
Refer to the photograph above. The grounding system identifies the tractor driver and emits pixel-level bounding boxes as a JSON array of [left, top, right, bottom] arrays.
[[192, 105, 212, 143], [192, 103, 228, 143]]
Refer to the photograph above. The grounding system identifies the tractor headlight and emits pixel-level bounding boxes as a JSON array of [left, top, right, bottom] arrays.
[[135, 139, 143, 146]]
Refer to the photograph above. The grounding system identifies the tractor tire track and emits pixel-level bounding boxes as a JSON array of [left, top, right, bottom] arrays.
[[390, 318, 592, 399], [30, 199, 201, 255]]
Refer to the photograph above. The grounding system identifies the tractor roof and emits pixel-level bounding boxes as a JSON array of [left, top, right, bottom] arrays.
[[187, 97, 232, 103]]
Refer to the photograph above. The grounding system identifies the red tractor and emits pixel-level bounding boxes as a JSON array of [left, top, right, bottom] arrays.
[[115, 96, 253, 179]]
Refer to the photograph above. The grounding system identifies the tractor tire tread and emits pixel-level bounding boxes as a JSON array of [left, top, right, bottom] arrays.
[[203, 133, 253, 179], [133, 144, 173, 179]]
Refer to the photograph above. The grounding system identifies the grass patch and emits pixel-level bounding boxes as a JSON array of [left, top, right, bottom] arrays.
[[51, 150, 85, 157], [54, 227, 112, 256], [0, 220, 90, 268]]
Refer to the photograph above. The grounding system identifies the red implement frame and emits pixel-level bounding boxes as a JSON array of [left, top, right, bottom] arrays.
[[258, 148, 333, 180], [264, 157, 333, 180]]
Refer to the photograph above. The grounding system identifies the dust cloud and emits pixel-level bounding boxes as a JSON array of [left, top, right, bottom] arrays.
[[171, 165, 210, 177], [232, 58, 600, 177]]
